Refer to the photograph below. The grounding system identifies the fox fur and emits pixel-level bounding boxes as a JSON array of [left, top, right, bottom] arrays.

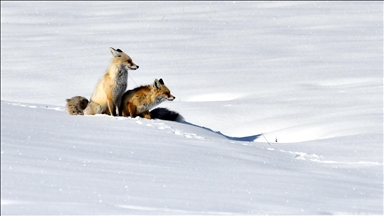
[[83, 47, 139, 116], [119, 78, 176, 119], [66, 96, 89, 115], [149, 107, 184, 122]]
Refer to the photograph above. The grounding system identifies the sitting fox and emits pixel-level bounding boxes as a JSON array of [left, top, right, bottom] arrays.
[[83, 47, 139, 116], [119, 78, 178, 120]]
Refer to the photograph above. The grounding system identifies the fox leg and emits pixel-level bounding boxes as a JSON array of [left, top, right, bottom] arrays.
[[104, 82, 117, 116], [116, 97, 122, 116], [107, 98, 116, 116], [142, 111, 151, 119], [128, 103, 136, 118], [120, 103, 128, 116], [121, 106, 129, 117]]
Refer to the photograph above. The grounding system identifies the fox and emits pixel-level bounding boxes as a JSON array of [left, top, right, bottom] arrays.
[[83, 47, 139, 116], [66, 96, 89, 115], [119, 78, 178, 120]]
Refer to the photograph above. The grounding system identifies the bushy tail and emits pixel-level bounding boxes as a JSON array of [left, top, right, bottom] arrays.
[[150, 107, 184, 122]]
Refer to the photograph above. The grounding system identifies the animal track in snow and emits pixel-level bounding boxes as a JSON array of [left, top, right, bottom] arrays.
[[292, 151, 321, 161], [156, 123, 172, 130], [173, 129, 205, 140], [274, 148, 381, 166], [273, 149, 322, 162], [7, 102, 64, 111], [135, 121, 205, 140]]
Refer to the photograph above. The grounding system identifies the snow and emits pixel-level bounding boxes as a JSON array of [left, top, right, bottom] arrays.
[[1, 1, 383, 215]]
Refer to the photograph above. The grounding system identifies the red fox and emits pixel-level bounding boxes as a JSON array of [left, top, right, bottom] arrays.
[[119, 78, 176, 119], [83, 47, 139, 116]]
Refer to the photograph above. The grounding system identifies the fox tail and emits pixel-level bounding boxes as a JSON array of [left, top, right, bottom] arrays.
[[150, 107, 184, 122]]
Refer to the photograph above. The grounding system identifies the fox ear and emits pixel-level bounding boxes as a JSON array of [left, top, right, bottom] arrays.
[[109, 47, 122, 57], [154, 79, 161, 89]]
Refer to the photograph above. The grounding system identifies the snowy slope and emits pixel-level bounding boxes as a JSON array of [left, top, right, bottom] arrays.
[[2, 101, 382, 215], [1, 1, 383, 215]]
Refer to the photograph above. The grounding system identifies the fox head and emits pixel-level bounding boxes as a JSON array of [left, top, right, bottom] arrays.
[[153, 78, 176, 103], [110, 47, 139, 70]]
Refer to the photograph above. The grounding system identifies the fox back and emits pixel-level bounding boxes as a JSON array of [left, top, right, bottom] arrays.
[[84, 47, 139, 116], [120, 78, 175, 119]]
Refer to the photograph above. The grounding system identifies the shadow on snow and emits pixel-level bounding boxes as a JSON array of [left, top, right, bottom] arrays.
[[182, 121, 262, 142], [150, 107, 261, 142]]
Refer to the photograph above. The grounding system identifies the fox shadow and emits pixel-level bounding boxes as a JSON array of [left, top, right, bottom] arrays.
[[182, 121, 261, 142], [150, 107, 261, 142]]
